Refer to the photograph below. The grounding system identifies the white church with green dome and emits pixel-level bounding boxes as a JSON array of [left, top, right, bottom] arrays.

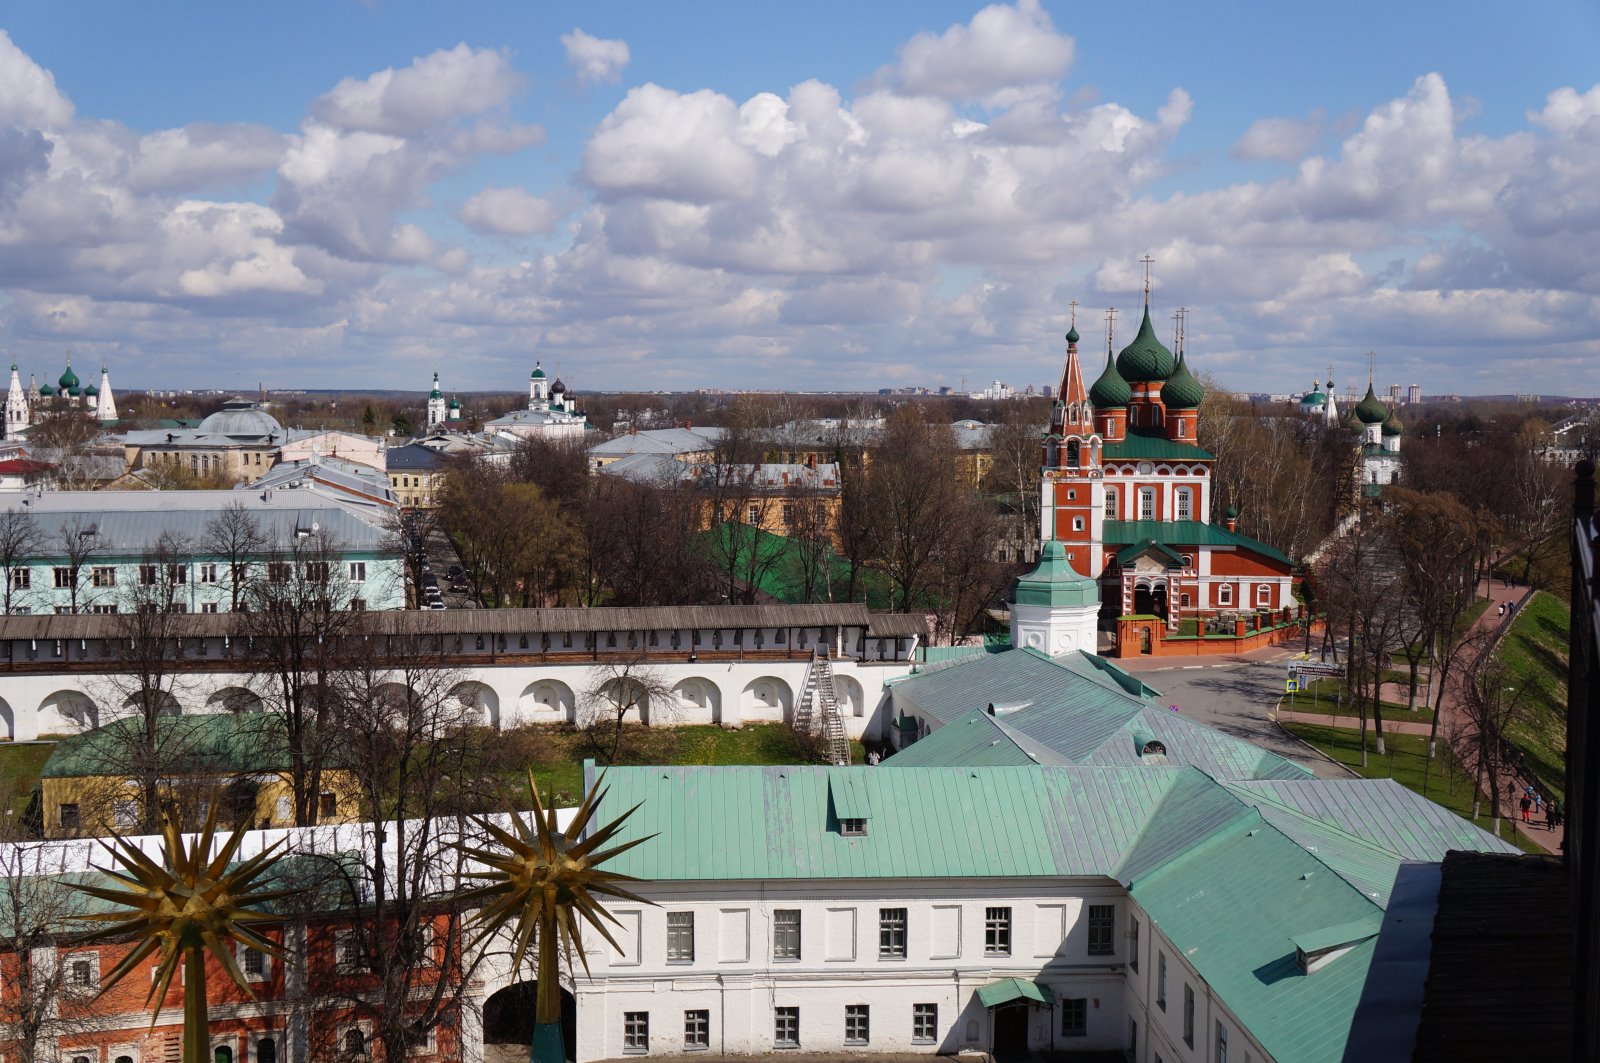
[[3, 354, 117, 439]]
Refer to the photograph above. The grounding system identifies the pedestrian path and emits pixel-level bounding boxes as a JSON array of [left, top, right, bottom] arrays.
[[1279, 566, 1561, 855]]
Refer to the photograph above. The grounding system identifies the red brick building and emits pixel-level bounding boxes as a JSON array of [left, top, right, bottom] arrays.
[[1039, 297, 1295, 635]]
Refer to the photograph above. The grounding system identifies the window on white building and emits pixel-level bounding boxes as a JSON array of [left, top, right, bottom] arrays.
[[1130, 917, 1140, 972], [878, 908, 907, 958], [623, 1012, 649, 1054], [984, 907, 1011, 956], [1139, 488, 1155, 520], [844, 1005, 870, 1045], [91, 566, 116, 588], [667, 911, 695, 963], [1157, 952, 1167, 1010], [773, 910, 801, 960], [1217, 1020, 1229, 1063], [349, 562, 367, 583], [1176, 488, 1192, 520], [684, 1010, 709, 1050], [774, 1007, 800, 1048], [1183, 984, 1195, 1047], [202, 602, 220, 614], [1087, 904, 1115, 956], [1061, 998, 1087, 1038], [912, 1004, 937, 1043], [10, 567, 29, 589], [53, 566, 72, 588], [198, 563, 218, 583]]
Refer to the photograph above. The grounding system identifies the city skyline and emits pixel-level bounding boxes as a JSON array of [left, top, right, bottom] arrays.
[[0, 1, 1596, 396]]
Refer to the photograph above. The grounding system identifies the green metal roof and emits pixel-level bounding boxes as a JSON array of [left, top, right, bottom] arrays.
[[977, 978, 1056, 1008], [1160, 351, 1204, 409], [1101, 427, 1214, 461], [1130, 816, 1388, 1063], [889, 648, 1156, 734], [42, 713, 289, 778], [1291, 917, 1382, 956], [1013, 540, 1098, 607], [587, 762, 1192, 881], [1355, 383, 1388, 424], [827, 770, 871, 820], [1102, 519, 1292, 566], [1089, 348, 1132, 408]]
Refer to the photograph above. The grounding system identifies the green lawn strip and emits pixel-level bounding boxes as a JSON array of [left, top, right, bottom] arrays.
[[1497, 590, 1569, 802], [1296, 678, 1429, 719], [503, 723, 866, 806], [1283, 697, 1435, 726], [0, 742, 53, 816], [1281, 722, 1544, 854]]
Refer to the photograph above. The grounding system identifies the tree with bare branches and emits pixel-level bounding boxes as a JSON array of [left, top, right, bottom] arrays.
[[1452, 650, 1536, 837], [202, 501, 267, 611], [0, 508, 42, 615], [0, 839, 94, 1063], [237, 530, 367, 827], [579, 656, 676, 764]]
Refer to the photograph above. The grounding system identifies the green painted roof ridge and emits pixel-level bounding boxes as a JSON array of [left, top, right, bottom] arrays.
[[1129, 788, 1263, 888], [1056, 650, 1162, 700]]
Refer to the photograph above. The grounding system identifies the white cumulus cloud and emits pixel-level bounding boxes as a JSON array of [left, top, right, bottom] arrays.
[[562, 28, 630, 85], [460, 186, 563, 236]]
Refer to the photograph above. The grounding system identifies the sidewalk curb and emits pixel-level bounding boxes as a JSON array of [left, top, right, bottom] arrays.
[[1270, 696, 1361, 779]]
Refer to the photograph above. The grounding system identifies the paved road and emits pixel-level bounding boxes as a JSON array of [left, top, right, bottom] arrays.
[[1118, 648, 1353, 780]]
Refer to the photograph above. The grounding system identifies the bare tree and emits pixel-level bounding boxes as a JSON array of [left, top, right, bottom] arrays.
[[1316, 517, 1407, 763], [984, 409, 1043, 563], [783, 487, 836, 604], [88, 531, 201, 834], [867, 406, 965, 612], [586, 475, 717, 607], [579, 656, 676, 764], [203, 500, 267, 611], [301, 635, 491, 1062], [0, 507, 42, 615], [1453, 650, 1536, 837], [238, 530, 366, 827], [53, 515, 103, 615], [0, 839, 94, 1063]]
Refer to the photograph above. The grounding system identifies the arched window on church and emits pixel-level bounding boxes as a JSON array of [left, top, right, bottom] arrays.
[[1066, 439, 1081, 468]]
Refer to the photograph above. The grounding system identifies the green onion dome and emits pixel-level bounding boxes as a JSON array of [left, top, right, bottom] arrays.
[[1302, 390, 1326, 407], [1382, 414, 1403, 437], [1065, 325, 1080, 344], [58, 364, 79, 391], [83, 384, 98, 396], [1160, 352, 1205, 410], [38, 384, 55, 397], [1354, 383, 1389, 424], [1343, 411, 1364, 433], [1115, 304, 1176, 382], [531, 362, 546, 379], [1089, 349, 1132, 408], [448, 396, 461, 410]]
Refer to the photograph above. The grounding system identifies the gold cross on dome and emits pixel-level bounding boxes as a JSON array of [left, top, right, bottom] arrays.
[[1141, 255, 1154, 294]]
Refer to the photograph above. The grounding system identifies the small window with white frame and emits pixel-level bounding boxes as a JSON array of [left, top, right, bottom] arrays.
[[844, 1004, 869, 1045], [623, 1013, 649, 1054], [1218, 584, 1233, 606], [1139, 488, 1155, 520], [1105, 487, 1118, 516], [240, 941, 269, 981], [1176, 487, 1192, 520], [1257, 584, 1271, 605], [684, 1009, 709, 1051], [66, 952, 99, 990], [1072, 517, 1084, 531], [912, 1003, 937, 1043], [667, 911, 695, 963], [348, 562, 367, 583]]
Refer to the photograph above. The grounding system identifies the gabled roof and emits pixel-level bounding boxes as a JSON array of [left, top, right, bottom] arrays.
[[1102, 519, 1293, 566], [1114, 538, 1187, 567], [589, 427, 723, 457], [889, 648, 1157, 734]]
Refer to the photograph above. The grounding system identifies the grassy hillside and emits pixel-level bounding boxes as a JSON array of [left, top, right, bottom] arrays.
[[1499, 590, 1569, 801]]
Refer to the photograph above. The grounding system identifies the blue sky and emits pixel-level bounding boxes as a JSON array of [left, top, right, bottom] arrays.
[[1, 1, 1597, 396]]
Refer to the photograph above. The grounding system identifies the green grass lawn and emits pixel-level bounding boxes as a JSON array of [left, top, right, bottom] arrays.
[[1498, 590, 1569, 802], [1281, 722, 1544, 853], [0, 742, 53, 819], [1295, 678, 1429, 718], [498, 723, 869, 806]]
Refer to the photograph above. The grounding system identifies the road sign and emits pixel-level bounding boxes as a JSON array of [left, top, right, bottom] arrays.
[[1286, 679, 1301, 693], [1291, 661, 1343, 679]]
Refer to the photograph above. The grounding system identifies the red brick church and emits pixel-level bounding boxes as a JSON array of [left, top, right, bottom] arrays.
[[1038, 288, 1295, 637]]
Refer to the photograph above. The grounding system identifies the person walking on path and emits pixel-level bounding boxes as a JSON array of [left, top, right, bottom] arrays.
[[1535, 791, 1544, 815], [1548, 800, 1562, 832], [1520, 795, 1533, 823]]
